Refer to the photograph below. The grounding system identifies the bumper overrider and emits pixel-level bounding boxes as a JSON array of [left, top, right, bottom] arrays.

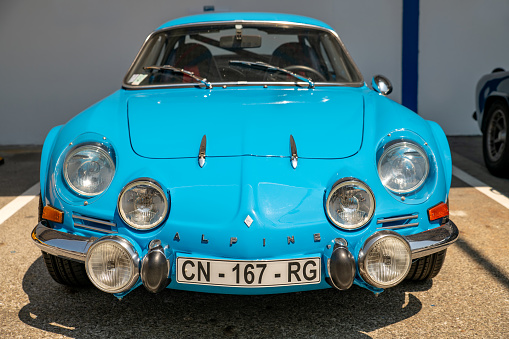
[[32, 220, 459, 296]]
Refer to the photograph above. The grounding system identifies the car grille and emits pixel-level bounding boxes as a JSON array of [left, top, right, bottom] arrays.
[[376, 214, 419, 230], [72, 214, 117, 234]]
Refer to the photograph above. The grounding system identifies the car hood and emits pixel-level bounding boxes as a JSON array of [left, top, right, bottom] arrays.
[[127, 87, 364, 159]]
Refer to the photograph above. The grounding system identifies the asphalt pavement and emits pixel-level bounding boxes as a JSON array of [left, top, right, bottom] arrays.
[[0, 137, 507, 338]]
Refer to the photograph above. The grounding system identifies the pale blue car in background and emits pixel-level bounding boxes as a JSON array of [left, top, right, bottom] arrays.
[[32, 13, 458, 299]]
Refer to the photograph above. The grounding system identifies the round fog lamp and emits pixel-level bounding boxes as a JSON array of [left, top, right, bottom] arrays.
[[358, 232, 411, 288], [86, 237, 139, 293]]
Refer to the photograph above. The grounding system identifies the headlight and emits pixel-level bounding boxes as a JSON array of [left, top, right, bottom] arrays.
[[64, 145, 115, 196], [358, 231, 411, 288], [377, 141, 429, 194], [85, 236, 139, 293], [326, 179, 375, 230], [118, 180, 168, 230]]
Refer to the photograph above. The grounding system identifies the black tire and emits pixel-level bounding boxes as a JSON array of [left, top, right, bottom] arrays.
[[38, 194, 43, 222], [42, 251, 91, 287], [39, 192, 91, 287], [483, 100, 509, 177], [405, 250, 447, 281]]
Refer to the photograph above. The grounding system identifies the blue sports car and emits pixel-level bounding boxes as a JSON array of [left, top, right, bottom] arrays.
[[32, 13, 458, 299]]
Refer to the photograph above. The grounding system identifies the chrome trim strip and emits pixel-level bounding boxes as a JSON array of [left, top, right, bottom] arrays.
[[72, 214, 116, 227], [124, 81, 360, 90], [74, 223, 116, 234], [122, 20, 364, 90], [377, 214, 418, 224], [31, 222, 95, 263], [406, 220, 459, 259], [377, 222, 419, 230]]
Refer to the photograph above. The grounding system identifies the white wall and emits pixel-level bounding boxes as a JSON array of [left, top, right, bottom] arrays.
[[419, 0, 509, 135], [0, 0, 401, 145]]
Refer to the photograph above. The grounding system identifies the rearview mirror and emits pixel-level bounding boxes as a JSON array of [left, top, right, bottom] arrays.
[[219, 35, 262, 49]]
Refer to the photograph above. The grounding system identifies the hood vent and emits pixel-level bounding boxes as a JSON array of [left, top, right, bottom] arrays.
[[290, 135, 298, 169], [198, 135, 207, 168]]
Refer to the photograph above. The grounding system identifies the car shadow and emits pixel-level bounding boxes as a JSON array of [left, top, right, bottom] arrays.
[[19, 256, 432, 338]]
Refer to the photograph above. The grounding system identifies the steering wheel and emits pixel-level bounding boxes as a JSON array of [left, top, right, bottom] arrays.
[[284, 65, 327, 82]]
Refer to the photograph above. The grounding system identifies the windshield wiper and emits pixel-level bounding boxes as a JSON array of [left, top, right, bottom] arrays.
[[229, 60, 314, 88], [144, 65, 212, 89]]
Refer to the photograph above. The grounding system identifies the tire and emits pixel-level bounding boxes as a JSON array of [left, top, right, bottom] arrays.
[[405, 250, 447, 281], [483, 100, 509, 177], [42, 251, 91, 287], [38, 194, 43, 222], [39, 194, 91, 287]]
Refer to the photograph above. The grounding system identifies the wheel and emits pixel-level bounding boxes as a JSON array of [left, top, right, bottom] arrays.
[[405, 250, 447, 281], [42, 251, 91, 287], [284, 65, 327, 81], [38, 194, 91, 287], [483, 100, 509, 177]]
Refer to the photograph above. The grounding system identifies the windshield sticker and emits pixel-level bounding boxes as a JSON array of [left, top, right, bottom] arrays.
[[129, 74, 148, 85]]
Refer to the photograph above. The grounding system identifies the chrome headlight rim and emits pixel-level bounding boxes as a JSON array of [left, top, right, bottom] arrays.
[[358, 231, 411, 289], [63, 143, 116, 197], [325, 178, 376, 230], [117, 178, 169, 230], [85, 236, 140, 294], [377, 141, 430, 194]]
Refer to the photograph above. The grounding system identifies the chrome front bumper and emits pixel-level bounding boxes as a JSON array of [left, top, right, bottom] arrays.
[[31, 220, 459, 263], [407, 220, 459, 259], [31, 221, 95, 262]]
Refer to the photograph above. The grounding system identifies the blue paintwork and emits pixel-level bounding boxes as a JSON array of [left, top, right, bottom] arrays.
[[40, 125, 61, 202], [40, 14, 452, 297], [128, 88, 363, 159], [157, 13, 333, 31]]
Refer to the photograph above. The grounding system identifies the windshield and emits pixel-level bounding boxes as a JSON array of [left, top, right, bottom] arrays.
[[124, 23, 363, 88]]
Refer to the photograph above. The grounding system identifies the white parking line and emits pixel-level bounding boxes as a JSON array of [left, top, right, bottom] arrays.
[[0, 182, 40, 225], [452, 166, 509, 210]]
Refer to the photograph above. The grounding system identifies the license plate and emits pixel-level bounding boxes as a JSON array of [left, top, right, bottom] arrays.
[[176, 257, 321, 287]]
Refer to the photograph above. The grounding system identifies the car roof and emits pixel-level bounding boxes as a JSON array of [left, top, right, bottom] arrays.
[[156, 12, 332, 31]]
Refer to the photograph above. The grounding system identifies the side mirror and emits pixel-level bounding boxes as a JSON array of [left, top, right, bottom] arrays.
[[372, 75, 393, 96]]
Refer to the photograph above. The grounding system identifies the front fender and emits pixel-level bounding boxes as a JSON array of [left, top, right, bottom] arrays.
[[40, 125, 62, 202], [427, 121, 452, 195]]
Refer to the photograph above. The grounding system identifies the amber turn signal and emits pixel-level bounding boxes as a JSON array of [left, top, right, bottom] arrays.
[[428, 202, 449, 221], [42, 205, 64, 223]]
